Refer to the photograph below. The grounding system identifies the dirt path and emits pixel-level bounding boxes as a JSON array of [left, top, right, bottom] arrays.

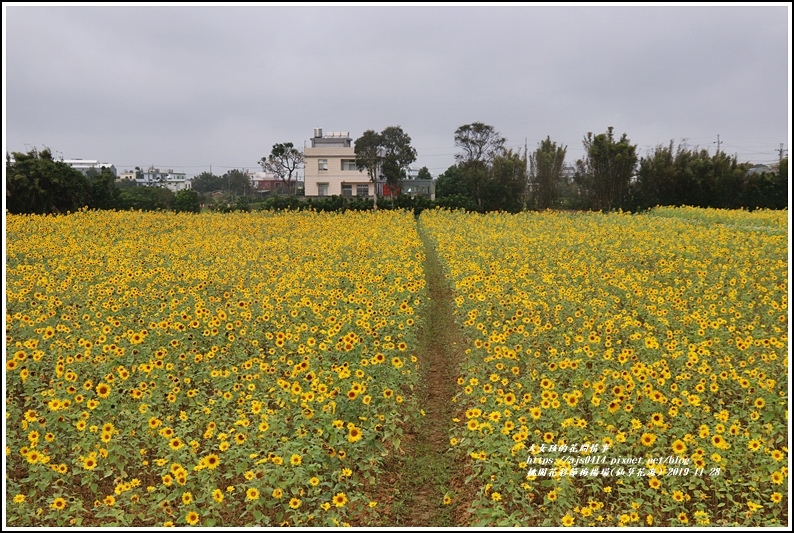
[[376, 218, 468, 526]]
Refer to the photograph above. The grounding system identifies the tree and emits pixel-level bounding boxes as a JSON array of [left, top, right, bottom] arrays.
[[417, 166, 432, 180], [85, 167, 119, 210], [116, 176, 137, 189], [452, 122, 509, 211], [460, 160, 491, 211], [6, 147, 89, 214], [118, 186, 174, 211], [354, 130, 382, 181], [380, 157, 402, 199], [354, 130, 384, 209], [574, 127, 638, 211], [355, 126, 417, 206], [223, 169, 252, 198], [741, 165, 786, 210], [483, 148, 527, 212], [191, 171, 225, 194], [434, 164, 469, 198], [633, 140, 677, 209], [634, 142, 762, 210], [710, 151, 750, 209], [379, 126, 418, 197], [529, 137, 567, 210], [454, 122, 506, 165], [173, 189, 201, 213], [259, 142, 304, 194]]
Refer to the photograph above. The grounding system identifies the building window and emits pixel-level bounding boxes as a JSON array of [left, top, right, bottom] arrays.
[[341, 159, 357, 171], [317, 183, 328, 197], [356, 184, 369, 197], [318, 159, 328, 171], [342, 184, 353, 197]]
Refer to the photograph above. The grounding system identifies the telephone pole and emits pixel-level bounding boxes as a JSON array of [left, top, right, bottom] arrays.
[[777, 143, 787, 164], [713, 134, 722, 155]]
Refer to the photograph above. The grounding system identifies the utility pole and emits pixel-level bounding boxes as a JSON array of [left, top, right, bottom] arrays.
[[713, 134, 721, 155], [777, 143, 787, 164]]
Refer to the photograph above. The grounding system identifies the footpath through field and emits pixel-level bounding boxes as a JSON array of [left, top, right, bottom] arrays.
[[376, 217, 469, 526]]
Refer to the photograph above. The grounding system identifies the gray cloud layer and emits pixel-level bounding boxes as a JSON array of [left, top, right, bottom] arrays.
[[5, 4, 790, 177]]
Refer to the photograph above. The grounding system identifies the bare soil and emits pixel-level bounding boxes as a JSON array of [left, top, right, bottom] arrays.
[[372, 220, 471, 527]]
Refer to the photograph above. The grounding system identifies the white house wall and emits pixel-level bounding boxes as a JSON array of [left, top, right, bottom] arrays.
[[304, 146, 373, 197]]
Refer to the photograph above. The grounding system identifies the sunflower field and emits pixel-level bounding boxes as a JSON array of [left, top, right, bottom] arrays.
[[420, 207, 788, 527], [6, 209, 426, 526], [5, 206, 789, 527]]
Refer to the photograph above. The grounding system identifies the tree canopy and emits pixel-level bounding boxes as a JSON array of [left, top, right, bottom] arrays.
[[454, 122, 506, 165], [223, 169, 253, 197], [529, 137, 567, 210], [191, 171, 225, 194], [354, 126, 417, 206], [574, 127, 638, 211], [449, 122, 526, 211], [379, 126, 418, 190], [485, 148, 527, 212], [173, 189, 202, 213], [435, 124, 528, 212], [434, 164, 468, 199], [259, 142, 304, 192], [631, 142, 782, 210], [354, 130, 383, 186], [6, 147, 89, 214]]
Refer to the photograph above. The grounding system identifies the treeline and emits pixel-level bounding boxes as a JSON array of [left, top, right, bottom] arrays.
[[630, 142, 788, 211], [435, 125, 788, 212], [6, 131, 788, 216], [6, 148, 204, 214]]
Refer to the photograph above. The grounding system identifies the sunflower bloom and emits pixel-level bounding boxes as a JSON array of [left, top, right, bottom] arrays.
[[333, 492, 348, 507]]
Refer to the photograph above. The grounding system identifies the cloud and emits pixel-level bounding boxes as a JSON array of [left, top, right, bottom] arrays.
[[4, 4, 789, 176]]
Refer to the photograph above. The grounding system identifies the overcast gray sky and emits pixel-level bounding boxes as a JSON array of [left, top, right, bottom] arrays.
[[3, 3, 791, 179]]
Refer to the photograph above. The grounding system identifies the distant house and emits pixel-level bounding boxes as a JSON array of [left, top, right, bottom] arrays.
[[137, 167, 191, 192], [400, 179, 435, 200], [383, 168, 436, 200], [561, 164, 576, 183], [118, 170, 136, 181], [248, 170, 302, 196], [747, 164, 773, 176], [6, 155, 117, 177], [62, 159, 117, 177], [304, 128, 376, 198]]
